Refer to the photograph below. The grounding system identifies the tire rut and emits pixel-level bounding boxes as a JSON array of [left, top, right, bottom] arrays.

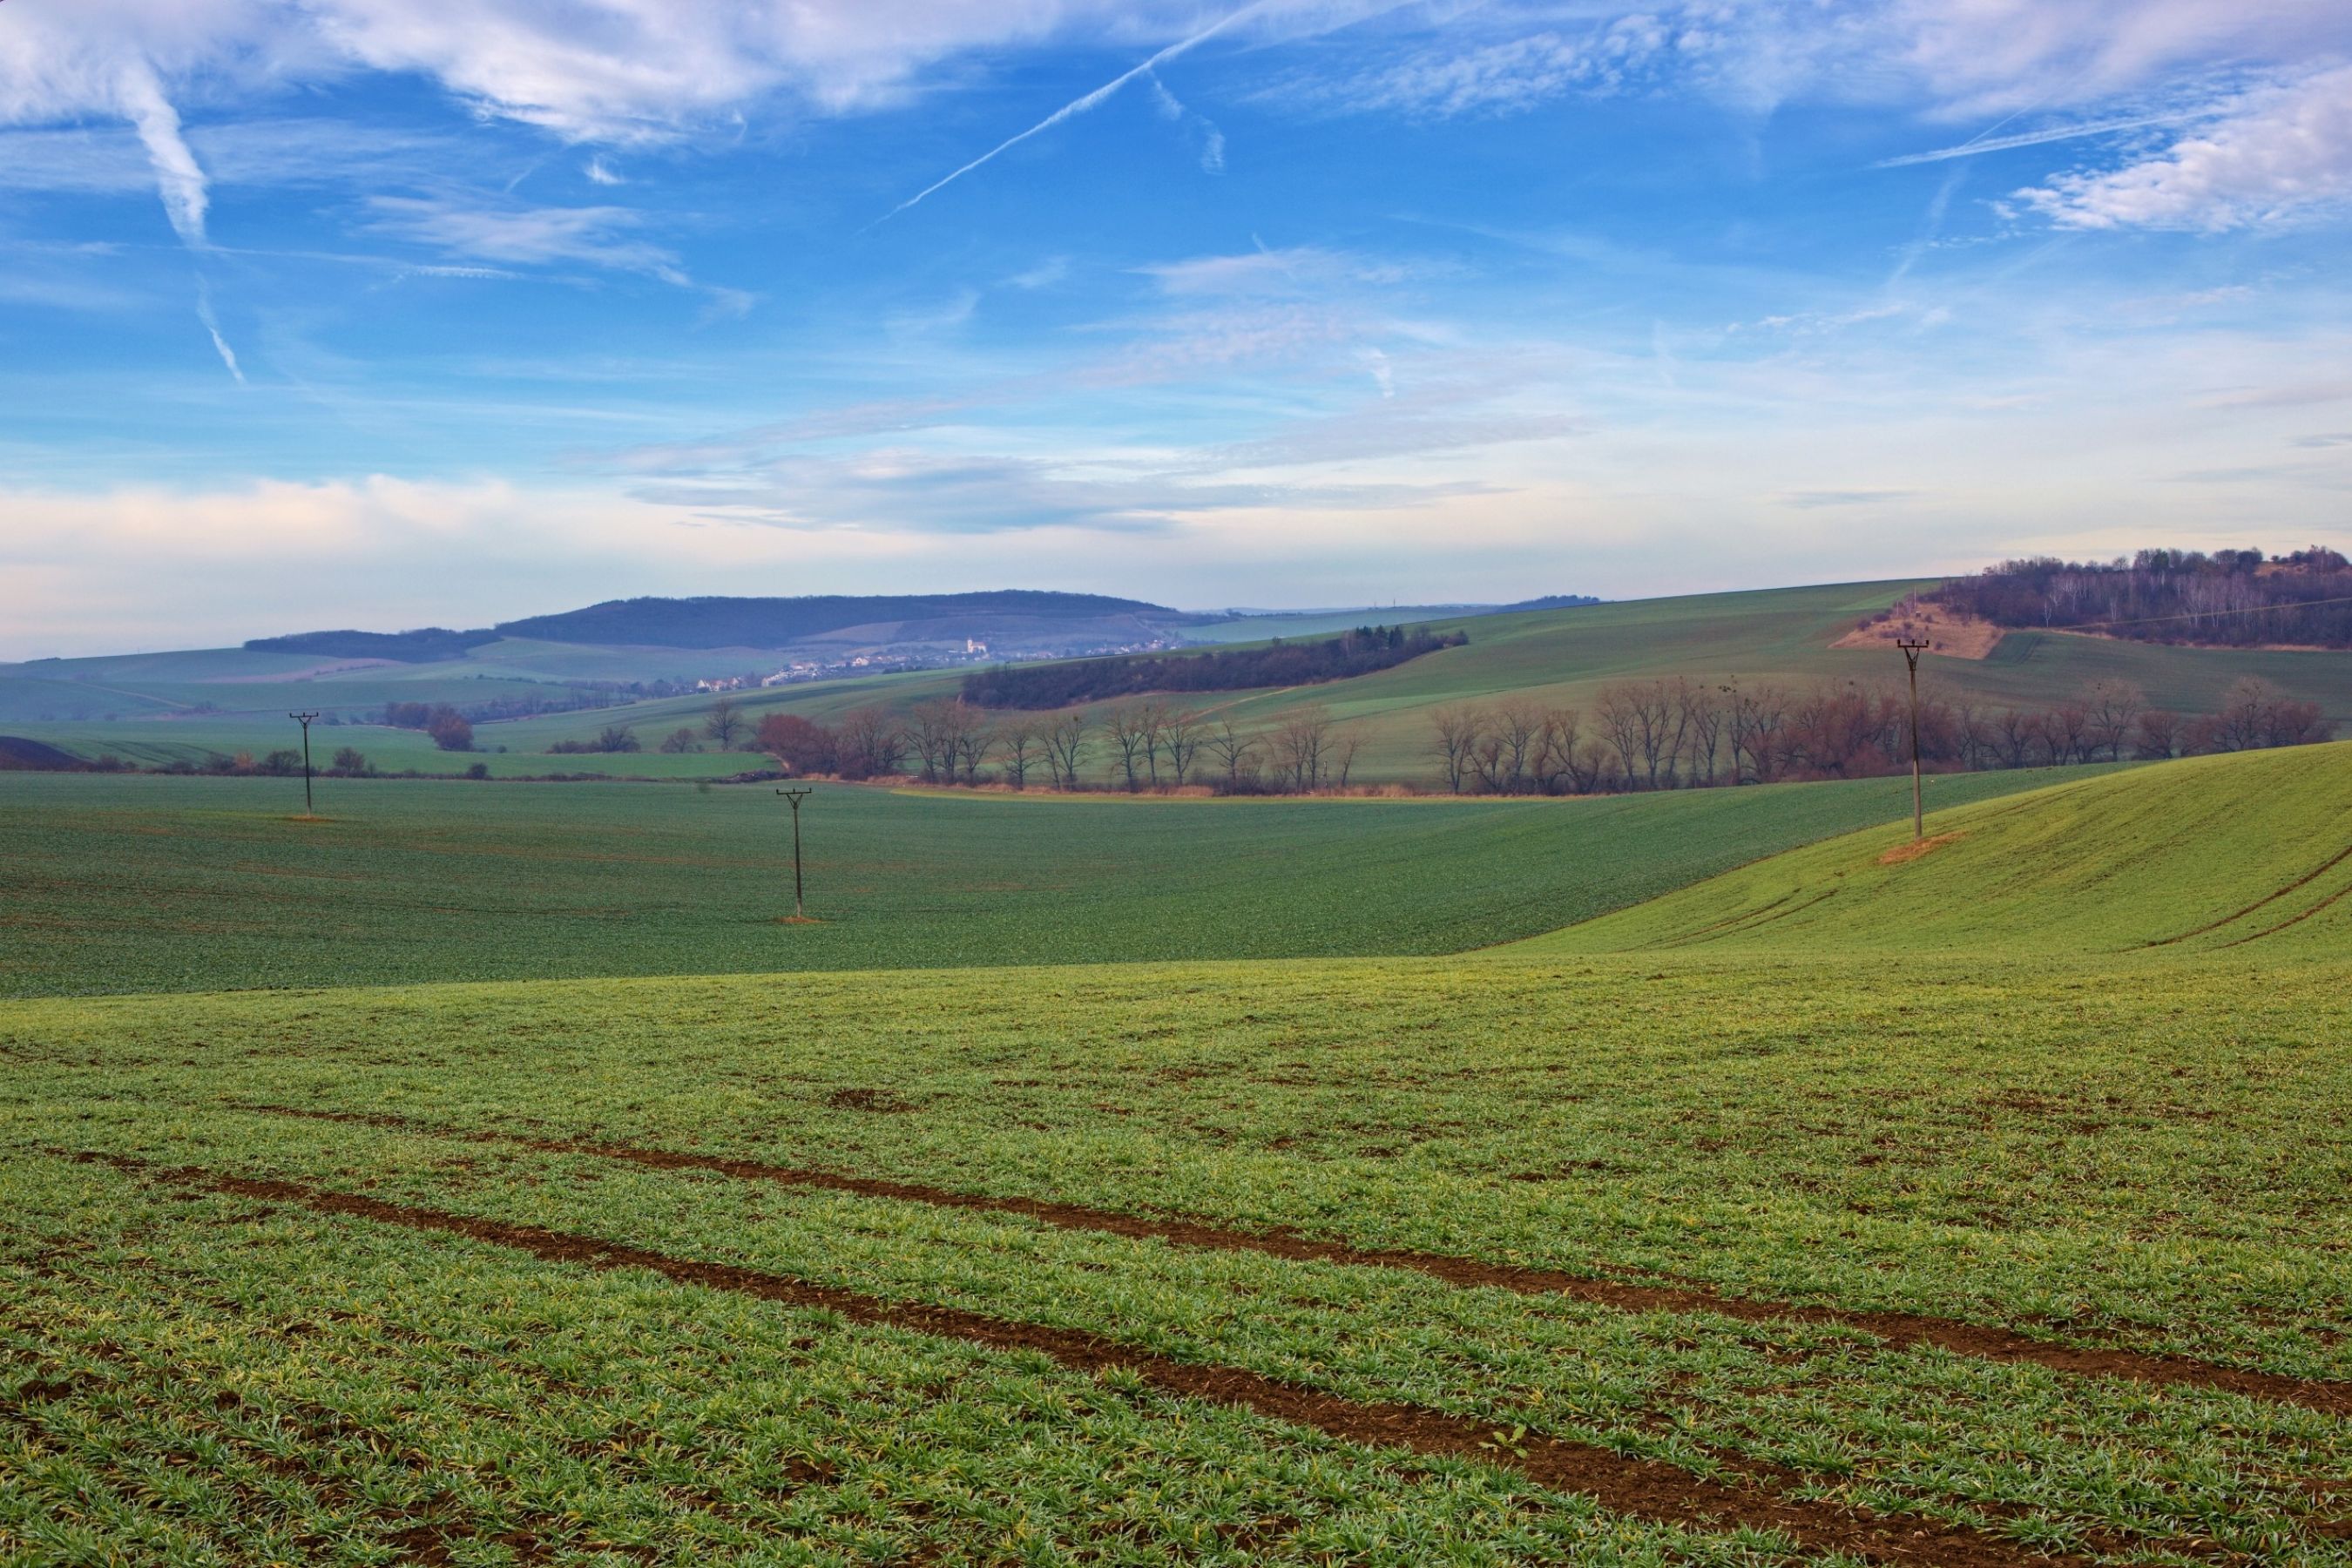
[[78, 1149, 2073, 1568], [234, 1103, 2352, 1416]]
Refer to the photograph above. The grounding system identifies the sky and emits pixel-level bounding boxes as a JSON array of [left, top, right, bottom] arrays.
[[2, 0, 2349, 656]]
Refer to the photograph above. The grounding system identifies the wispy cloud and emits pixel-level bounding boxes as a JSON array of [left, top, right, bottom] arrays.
[[1875, 112, 2209, 168], [1287, 17, 1667, 119], [1781, 489, 1917, 509], [583, 155, 625, 186], [362, 195, 688, 284]]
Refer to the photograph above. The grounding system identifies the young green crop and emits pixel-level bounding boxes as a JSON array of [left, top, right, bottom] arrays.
[[4, 938, 2349, 1565], [1522, 740, 2352, 957], [0, 763, 2111, 998]]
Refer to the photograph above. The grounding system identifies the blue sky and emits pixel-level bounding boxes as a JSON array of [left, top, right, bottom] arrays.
[[3, 1, 2349, 655]]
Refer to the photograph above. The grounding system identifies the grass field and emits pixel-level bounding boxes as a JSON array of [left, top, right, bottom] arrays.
[[3, 747, 2344, 1565], [0, 762, 2112, 997], [5, 947, 2348, 1565], [19, 580, 2349, 787], [1523, 740, 2352, 957]]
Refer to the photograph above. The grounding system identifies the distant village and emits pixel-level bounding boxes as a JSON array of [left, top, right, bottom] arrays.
[[688, 634, 1186, 694]]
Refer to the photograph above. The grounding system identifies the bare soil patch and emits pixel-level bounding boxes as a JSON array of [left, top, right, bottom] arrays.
[[237, 1105, 2352, 1417], [84, 1150, 2077, 1568], [1879, 832, 1966, 866], [1835, 603, 2004, 659]]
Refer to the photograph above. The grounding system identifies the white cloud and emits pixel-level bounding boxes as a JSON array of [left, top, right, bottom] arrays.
[[1308, 17, 1668, 118], [1138, 246, 1417, 297], [2013, 66, 2352, 231], [362, 194, 687, 283], [583, 154, 625, 186]]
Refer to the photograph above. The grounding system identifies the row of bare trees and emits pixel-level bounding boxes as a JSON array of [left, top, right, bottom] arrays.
[[759, 697, 1369, 793], [1428, 674, 2333, 794]]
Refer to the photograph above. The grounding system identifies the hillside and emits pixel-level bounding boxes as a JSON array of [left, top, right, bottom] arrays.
[[486, 591, 1182, 651], [1515, 740, 2352, 957], [12, 578, 2348, 783], [0, 763, 2118, 997]]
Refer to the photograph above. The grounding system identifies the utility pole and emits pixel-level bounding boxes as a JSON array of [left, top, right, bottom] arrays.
[[775, 787, 813, 918], [289, 711, 321, 816], [1894, 640, 1929, 842]]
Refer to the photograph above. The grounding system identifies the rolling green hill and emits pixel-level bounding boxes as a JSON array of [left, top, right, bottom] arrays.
[[1515, 740, 2352, 957], [0, 761, 2114, 997], [13, 578, 2347, 784], [503, 579, 2352, 783]]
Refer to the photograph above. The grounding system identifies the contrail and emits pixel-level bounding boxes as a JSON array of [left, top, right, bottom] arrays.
[[195, 283, 245, 385], [118, 56, 248, 383], [872, 0, 1273, 226], [1875, 112, 2202, 168]]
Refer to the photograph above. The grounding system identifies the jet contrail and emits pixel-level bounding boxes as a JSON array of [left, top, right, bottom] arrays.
[[1875, 112, 2202, 168], [872, 0, 1274, 226]]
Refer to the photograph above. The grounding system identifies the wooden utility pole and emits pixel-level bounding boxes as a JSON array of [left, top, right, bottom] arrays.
[[775, 787, 813, 917], [289, 712, 321, 815], [1895, 640, 1929, 842]]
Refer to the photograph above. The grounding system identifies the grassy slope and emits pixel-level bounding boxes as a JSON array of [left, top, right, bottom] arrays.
[[1516, 740, 2352, 957], [0, 763, 2114, 997]]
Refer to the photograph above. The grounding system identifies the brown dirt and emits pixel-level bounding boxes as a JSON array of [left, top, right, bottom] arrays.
[[1834, 608, 2004, 659], [82, 1150, 2074, 1568], [238, 1105, 2352, 1418], [1879, 832, 1967, 866]]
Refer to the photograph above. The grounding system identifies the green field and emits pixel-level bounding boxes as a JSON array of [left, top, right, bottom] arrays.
[[0, 763, 2110, 997], [17, 580, 2349, 787], [1524, 740, 2352, 957], [4, 747, 2346, 1565]]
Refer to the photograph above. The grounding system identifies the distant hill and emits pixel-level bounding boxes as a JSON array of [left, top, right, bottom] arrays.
[[246, 628, 498, 662], [490, 591, 1180, 650], [245, 591, 1184, 662]]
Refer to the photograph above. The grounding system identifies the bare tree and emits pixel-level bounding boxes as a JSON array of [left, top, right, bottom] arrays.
[[1137, 700, 1168, 787], [1329, 727, 1364, 789], [2214, 677, 2278, 751], [2133, 708, 2181, 760], [950, 708, 995, 784], [1427, 704, 1483, 793], [1044, 712, 1091, 790], [997, 717, 1042, 789], [1159, 707, 1206, 786], [1205, 719, 1260, 791], [1532, 706, 1585, 794], [1678, 681, 1724, 787], [1105, 703, 1153, 791], [835, 705, 907, 780], [1726, 681, 1789, 784], [2079, 679, 2147, 763], [908, 698, 961, 782], [1269, 706, 1333, 793], [702, 696, 745, 751]]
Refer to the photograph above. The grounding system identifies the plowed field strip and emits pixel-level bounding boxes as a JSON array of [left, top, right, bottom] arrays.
[[76, 1151, 2068, 1568], [240, 1103, 2352, 1418], [2145, 841, 2352, 946]]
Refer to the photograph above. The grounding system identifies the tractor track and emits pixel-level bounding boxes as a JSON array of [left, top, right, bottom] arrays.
[[238, 1103, 2352, 1417], [76, 1148, 2081, 1568]]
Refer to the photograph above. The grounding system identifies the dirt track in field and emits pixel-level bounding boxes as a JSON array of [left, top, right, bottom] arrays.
[[240, 1103, 2352, 1416], [81, 1149, 2078, 1568]]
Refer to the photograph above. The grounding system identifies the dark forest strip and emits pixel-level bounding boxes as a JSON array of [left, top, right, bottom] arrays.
[[78, 1151, 2072, 1568], [239, 1104, 2352, 1416]]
